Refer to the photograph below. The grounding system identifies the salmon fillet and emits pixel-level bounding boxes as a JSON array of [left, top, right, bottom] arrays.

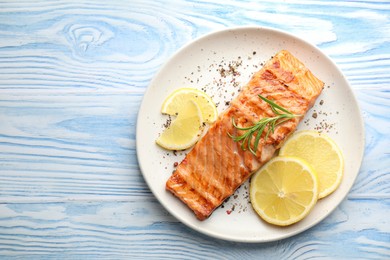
[[166, 50, 324, 220]]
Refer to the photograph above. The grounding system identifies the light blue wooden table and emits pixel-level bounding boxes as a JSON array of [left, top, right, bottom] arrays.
[[0, 0, 389, 258]]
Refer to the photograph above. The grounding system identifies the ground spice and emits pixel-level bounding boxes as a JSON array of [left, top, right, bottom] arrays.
[[162, 115, 172, 128]]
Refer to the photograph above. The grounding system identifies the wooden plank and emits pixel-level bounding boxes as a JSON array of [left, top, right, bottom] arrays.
[[0, 0, 389, 93], [0, 198, 388, 258], [0, 93, 145, 200]]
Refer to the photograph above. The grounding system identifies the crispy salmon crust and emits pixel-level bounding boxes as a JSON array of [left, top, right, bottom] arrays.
[[166, 50, 324, 220]]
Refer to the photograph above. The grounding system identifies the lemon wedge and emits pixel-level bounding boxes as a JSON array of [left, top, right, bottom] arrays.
[[161, 88, 218, 123], [250, 156, 319, 226], [156, 100, 204, 150], [279, 130, 344, 199]]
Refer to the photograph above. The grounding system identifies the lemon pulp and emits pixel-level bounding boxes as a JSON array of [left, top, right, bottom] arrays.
[[250, 156, 319, 226], [156, 100, 203, 150], [156, 88, 217, 150], [279, 130, 344, 199], [161, 88, 217, 123]]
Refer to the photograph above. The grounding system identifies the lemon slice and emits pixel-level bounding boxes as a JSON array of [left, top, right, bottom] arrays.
[[250, 156, 319, 226], [279, 130, 344, 199], [161, 88, 217, 123], [156, 100, 203, 150]]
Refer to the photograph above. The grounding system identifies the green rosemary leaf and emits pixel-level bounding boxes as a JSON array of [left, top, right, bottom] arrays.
[[253, 123, 267, 154], [258, 94, 292, 115], [228, 94, 301, 155]]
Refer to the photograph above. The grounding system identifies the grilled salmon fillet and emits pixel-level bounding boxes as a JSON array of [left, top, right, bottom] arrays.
[[166, 50, 324, 220]]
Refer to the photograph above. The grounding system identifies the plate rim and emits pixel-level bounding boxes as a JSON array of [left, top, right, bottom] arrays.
[[136, 25, 365, 243]]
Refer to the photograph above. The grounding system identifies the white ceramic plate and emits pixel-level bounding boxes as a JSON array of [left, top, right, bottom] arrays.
[[136, 27, 365, 243]]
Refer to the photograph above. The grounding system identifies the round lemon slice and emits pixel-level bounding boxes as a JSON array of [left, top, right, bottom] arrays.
[[156, 100, 203, 150], [250, 156, 319, 226], [161, 88, 218, 123], [279, 130, 344, 199]]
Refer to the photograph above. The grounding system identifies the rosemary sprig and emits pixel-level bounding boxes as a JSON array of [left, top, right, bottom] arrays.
[[228, 94, 301, 155]]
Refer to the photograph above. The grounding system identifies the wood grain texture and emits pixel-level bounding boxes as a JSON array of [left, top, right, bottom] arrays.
[[0, 0, 389, 258]]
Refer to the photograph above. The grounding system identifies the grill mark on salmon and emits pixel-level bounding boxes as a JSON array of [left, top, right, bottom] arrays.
[[166, 50, 324, 220]]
